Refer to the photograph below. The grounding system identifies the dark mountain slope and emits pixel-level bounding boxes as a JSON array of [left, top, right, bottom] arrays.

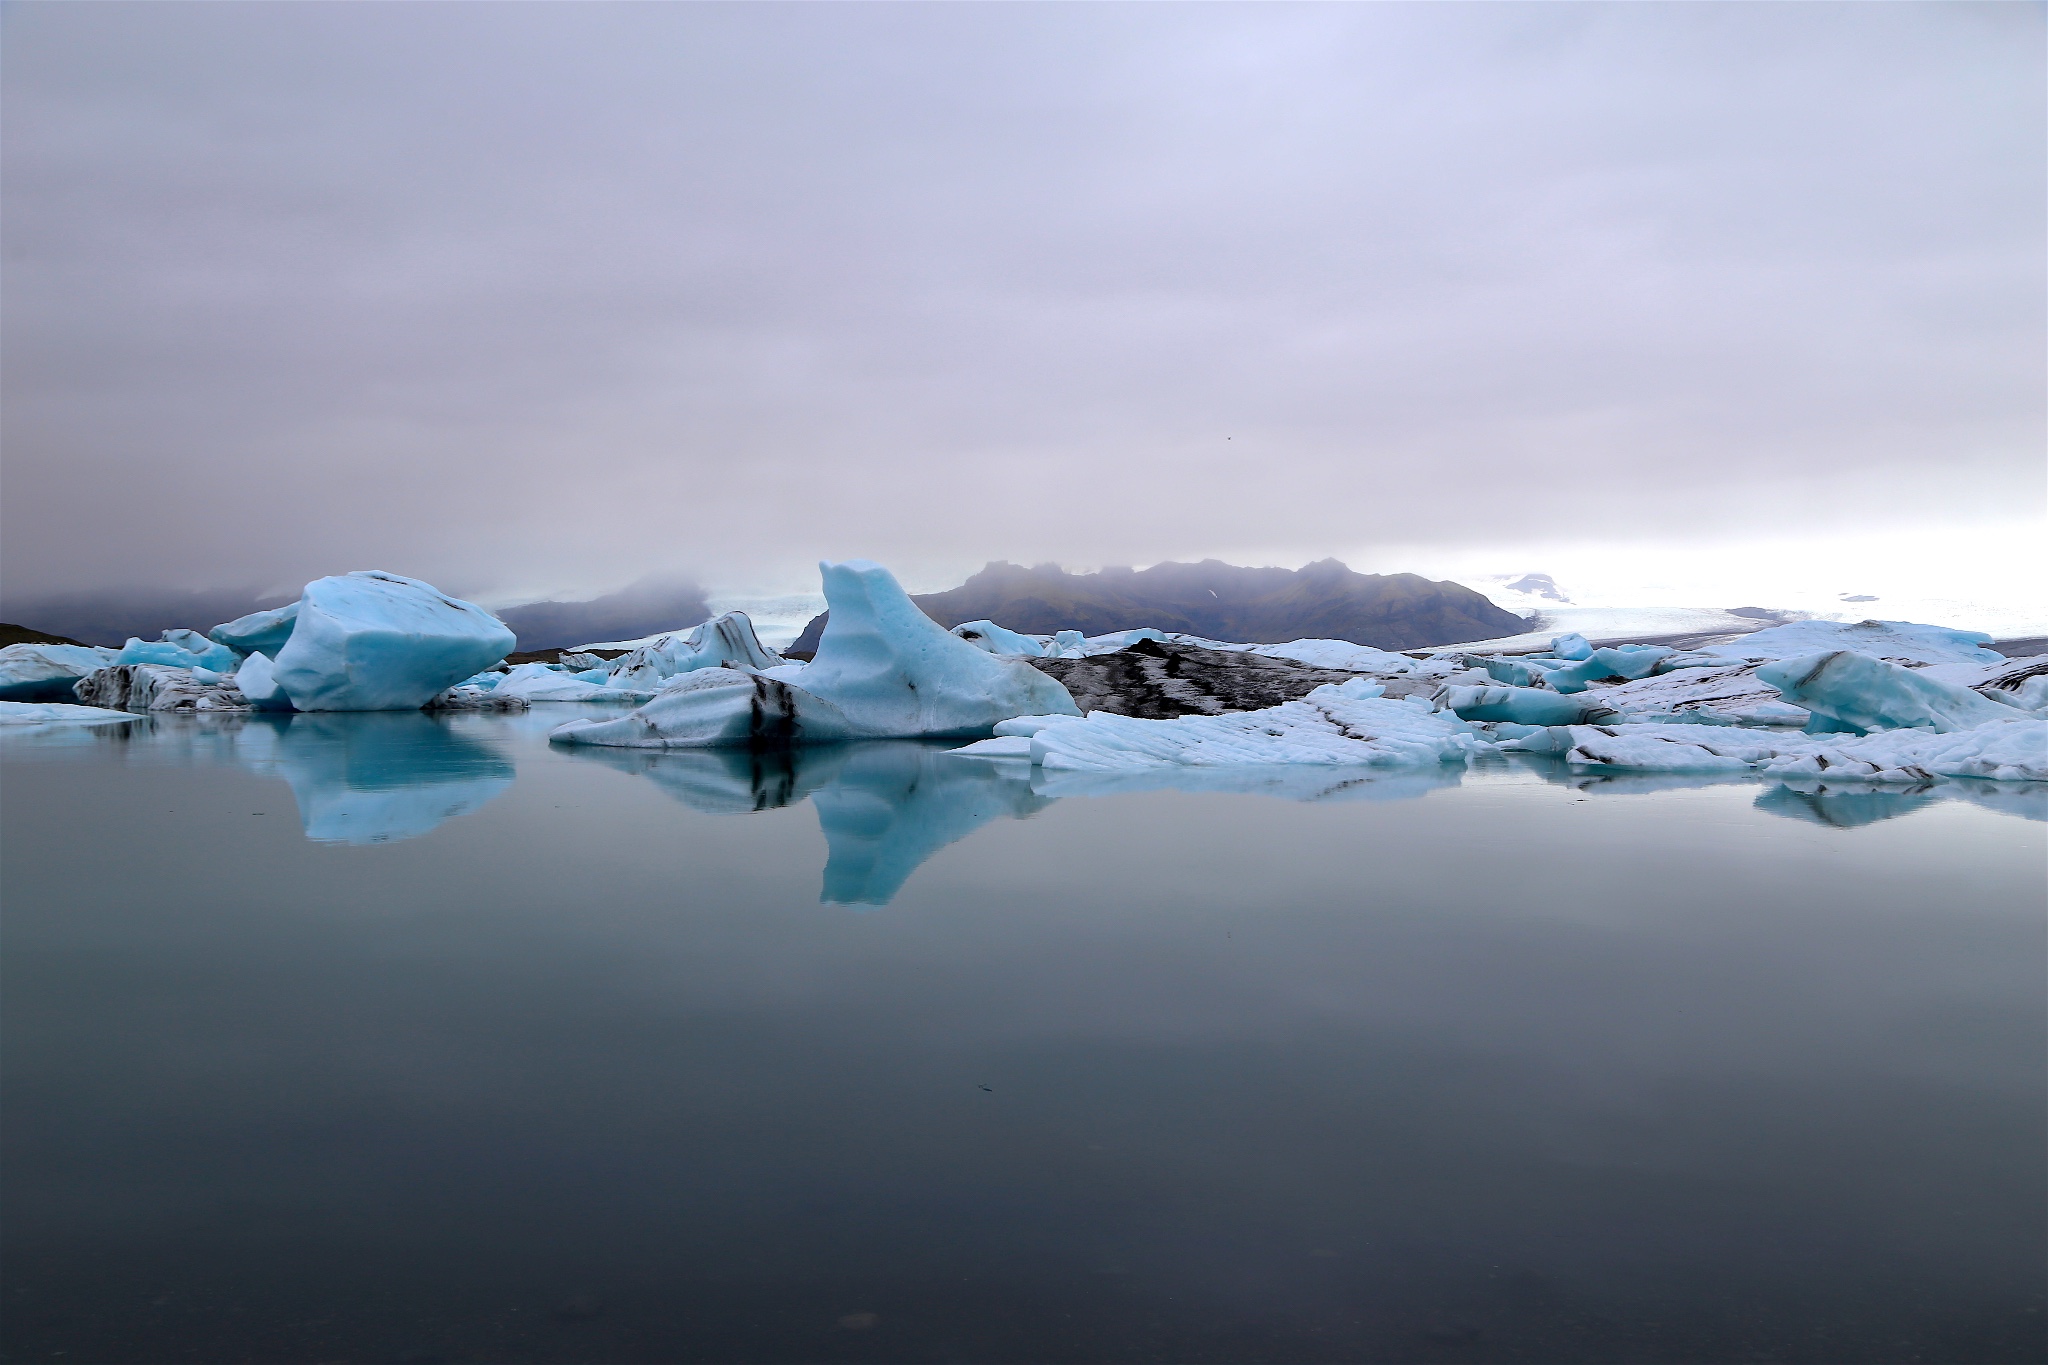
[[790, 559, 1523, 653], [496, 578, 712, 652]]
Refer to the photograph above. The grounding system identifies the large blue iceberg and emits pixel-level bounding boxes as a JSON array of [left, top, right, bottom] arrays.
[[273, 572, 514, 712], [1756, 650, 2017, 734]]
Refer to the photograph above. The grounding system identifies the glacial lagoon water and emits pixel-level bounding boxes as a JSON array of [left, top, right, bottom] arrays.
[[3, 706, 2043, 1364]]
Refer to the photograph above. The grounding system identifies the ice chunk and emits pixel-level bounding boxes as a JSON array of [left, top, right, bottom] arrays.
[[234, 651, 294, 711], [1444, 684, 1622, 726], [159, 629, 243, 670], [0, 700, 146, 726], [1551, 632, 1593, 660], [1708, 618, 2000, 665], [782, 561, 1079, 737], [271, 572, 515, 712], [1022, 678, 1482, 771], [1508, 718, 2047, 783], [945, 734, 1035, 760], [74, 663, 250, 712], [993, 714, 1087, 737], [604, 611, 784, 690], [209, 603, 299, 656], [949, 620, 1046, 656], [490, 661, 654, 703], [1756, 651, 2014, 734], [549, 668, 859, 748], [0, 643, 117, 702], [1050, 629, 1087, 658]]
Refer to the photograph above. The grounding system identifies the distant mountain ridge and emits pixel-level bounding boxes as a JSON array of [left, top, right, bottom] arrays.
[[788, 559, 1526, 653], [496, 578, 712, 652]]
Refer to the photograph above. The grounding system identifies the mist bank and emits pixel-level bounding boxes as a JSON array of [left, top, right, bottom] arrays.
[[791, 559, 1526, 654]]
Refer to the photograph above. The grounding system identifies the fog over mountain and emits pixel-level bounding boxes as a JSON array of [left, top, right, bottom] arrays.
[[2, 4, 2039, 611], [790, 560, 1526, 653]]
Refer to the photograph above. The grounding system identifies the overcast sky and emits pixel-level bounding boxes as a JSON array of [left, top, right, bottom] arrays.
[[4, 2, 2041, 609]]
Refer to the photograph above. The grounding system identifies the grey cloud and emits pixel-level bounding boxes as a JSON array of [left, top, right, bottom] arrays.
[[3, 2, 2040, 601]]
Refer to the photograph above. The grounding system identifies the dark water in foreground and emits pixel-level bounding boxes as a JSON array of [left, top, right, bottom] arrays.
[[3, 708, 2043, 1364]]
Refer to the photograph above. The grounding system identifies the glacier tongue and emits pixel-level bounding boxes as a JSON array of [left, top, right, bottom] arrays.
[[272, 572, 515, 712]]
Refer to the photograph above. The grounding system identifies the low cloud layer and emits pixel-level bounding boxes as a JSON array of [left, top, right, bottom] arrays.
[[4, 4, 2040, 605]]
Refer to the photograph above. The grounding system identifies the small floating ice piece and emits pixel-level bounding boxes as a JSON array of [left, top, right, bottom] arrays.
[[0, 700, 146, 726], [1445, 684, 1621, 726]]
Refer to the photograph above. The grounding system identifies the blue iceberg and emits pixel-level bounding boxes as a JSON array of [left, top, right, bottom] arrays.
[[272, 572, 514, 712], [1756, 650, 2017, 735]]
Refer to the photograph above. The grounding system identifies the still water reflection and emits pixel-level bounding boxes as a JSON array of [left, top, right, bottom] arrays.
[[3, 710, 2042, 1363]]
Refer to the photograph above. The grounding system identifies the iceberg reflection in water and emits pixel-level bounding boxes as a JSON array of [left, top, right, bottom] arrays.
[[10, 712, 2036, 896], [564, 741, 1053, 904]]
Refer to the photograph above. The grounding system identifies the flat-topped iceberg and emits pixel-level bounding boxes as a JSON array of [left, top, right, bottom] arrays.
[[491, 662, 654, 704], [0, 643, 116, 702], [0, 700, 146, 727], [1504, 717, 2047, 784], [951, 678, 1483, 771], [273, 572, 514, 712]]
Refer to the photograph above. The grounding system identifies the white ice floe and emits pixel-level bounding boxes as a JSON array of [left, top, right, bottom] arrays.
[[1505, 718, 2048, 784], [1582, 661, 1809, 726], [0, 700, 147, 726], [0, 643, 117, 702], [1756, 651, 2015, 734], [550, 668, 859, 747], [272, 572, 515, 712], [950, 678, 1482, 771], [1705, 618, 2001, 666], [491, 662, 654, 704]]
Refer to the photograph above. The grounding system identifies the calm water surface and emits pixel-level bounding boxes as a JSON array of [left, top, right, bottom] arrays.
[[4, 708, 2043, 1364]]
